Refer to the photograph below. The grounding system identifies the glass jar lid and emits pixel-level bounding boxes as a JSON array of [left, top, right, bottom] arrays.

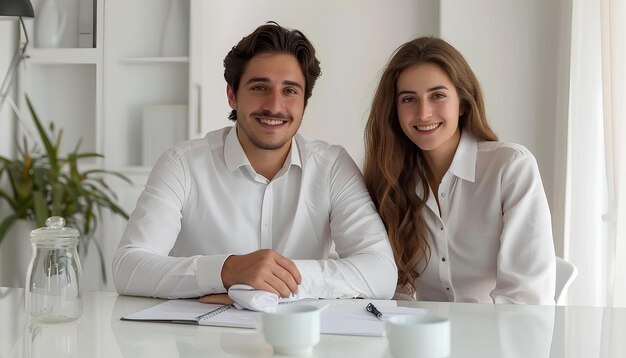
[[30, 216, 80, 242]]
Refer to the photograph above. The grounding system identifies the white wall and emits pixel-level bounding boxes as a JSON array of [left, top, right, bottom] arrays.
[[199, 0, 437, 166], [439, 0, 572, 255], [198, 0, 571, 254]]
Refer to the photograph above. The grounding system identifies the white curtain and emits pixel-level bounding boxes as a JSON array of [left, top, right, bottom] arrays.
[[566, 0, 626, 307], [599, 0, 626, 307]]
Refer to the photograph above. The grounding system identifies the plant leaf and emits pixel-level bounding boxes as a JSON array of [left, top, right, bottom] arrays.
[[25, 96, 59, 172], [0, 214, 20, 246], [0, 96, 133, 284], [71, 153, 104, 160], [32, 190, 49, 227], [83, 169, 132, 184]]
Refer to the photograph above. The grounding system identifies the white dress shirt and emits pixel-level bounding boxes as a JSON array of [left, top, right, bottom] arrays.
[[113, 125, 397, 299], [415, 131, 556, 304]]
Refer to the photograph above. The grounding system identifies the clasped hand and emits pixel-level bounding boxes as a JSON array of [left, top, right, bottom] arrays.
[[220, 249, 302, 298]]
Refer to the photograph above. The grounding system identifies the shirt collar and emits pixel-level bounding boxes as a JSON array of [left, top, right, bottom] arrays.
[[287, 135, 302, 169], [447, 130, 477, 183], [224, 124, 249, 172], [224, 124, 302, 174]]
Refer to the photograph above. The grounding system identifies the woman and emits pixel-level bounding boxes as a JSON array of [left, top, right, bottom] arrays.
[[363, 37, 555, 304]]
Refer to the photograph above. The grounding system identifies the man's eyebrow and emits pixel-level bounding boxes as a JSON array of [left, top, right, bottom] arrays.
[[283, 80, 304, 90], [245, 77, 270, 85], [244, 77, 304, 91]]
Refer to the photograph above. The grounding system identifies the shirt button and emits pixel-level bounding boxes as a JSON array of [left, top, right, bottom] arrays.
[[442, 257, 446, 262], [440, 226, 444, 231], [263, 221, 268, 228], [441, 192, 445, 197], [446, 287, 450, 291]]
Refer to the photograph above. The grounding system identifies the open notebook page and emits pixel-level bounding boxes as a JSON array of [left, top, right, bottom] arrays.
[[122, 299, 426, 336]]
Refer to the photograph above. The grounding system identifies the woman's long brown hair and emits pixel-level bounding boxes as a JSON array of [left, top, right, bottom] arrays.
[[363, 37, 498, 294]]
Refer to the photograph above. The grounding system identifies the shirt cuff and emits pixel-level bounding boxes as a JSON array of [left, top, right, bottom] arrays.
[[195, 254, 232, 294], [293, 259, 323, 298]]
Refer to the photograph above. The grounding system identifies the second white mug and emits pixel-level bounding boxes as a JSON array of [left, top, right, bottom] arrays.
[[386, 314, 451, 358], [256, 304, 321, 356]]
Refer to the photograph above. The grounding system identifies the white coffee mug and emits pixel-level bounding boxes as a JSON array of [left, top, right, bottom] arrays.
[[256, 305, 321, 356], [385, 314, 451, 358]]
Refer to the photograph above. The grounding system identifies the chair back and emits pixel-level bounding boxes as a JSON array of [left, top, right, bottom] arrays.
[[555, 256, 578, 304]]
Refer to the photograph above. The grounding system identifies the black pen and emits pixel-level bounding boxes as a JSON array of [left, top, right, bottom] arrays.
[[366, 302, 383, 320]]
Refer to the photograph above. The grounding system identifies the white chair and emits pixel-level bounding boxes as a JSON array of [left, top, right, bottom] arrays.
[[555, 256, 578, 305]]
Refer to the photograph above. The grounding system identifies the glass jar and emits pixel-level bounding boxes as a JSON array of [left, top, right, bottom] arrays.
[[25, 216, 83, 323]]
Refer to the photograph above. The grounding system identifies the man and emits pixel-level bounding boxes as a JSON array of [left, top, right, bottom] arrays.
[[112, 22, 397, 300]]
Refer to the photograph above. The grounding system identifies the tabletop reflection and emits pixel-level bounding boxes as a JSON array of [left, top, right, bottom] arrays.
[[2, 288, 626, 357], [25, 322, 79, 358]]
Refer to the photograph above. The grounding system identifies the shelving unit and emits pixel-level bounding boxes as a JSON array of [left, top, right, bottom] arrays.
[[13, 0, 198, 291], [21, 63, 98, 155], [18, 0, 103, 162], [103, 0, 191, 171], [27, 48, 99, 64], [98, 0, 195, 291], [14, 0, 107, 290]]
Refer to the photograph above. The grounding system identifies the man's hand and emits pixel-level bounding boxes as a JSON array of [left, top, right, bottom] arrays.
[[221, 249, 301, 298]]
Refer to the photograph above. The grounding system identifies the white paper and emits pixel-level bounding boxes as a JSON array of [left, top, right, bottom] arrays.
[[122, 299, 427, 337]]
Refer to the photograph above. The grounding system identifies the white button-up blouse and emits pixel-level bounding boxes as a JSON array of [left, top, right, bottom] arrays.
[[415, 131, 556, 304]]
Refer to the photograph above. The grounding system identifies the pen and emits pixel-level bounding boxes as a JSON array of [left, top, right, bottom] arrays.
[[366, 302, 383, 320]]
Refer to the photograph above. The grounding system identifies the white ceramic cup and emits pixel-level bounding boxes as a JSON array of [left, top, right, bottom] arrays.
[[255, 304, 321, 356], [385, 314, 451, 358]]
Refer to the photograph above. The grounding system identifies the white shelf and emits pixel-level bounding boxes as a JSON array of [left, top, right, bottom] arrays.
[[118, 57, 189, 65], [27, 48, 99, 64]]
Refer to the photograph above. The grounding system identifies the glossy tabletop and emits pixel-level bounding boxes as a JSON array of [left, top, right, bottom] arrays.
[[1, 287, 625, 357]]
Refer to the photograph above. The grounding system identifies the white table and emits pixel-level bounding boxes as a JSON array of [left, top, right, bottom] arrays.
[[1, 287, 625, 357]]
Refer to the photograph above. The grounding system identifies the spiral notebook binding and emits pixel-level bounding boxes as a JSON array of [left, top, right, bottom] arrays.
[[196, 304, 235, 321]]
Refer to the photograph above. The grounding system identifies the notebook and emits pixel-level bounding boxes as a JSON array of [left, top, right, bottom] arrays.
[[121, 299, 426, 337]]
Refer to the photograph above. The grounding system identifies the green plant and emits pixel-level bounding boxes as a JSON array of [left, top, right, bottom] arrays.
[[0, 96, 130, 282]]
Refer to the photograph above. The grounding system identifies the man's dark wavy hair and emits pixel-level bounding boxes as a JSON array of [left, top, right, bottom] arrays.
[[223, 21, 321, 121]]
